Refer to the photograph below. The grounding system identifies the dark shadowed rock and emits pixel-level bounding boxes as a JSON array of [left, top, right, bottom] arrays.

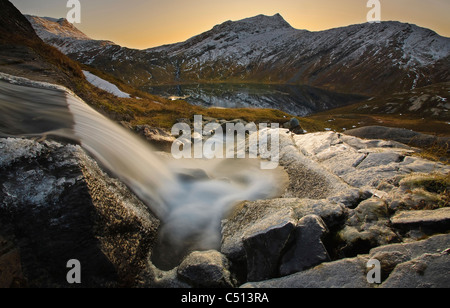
[[242, 209, 296, 282], [242, 256, 371, 288], [221, 198, 346, 265], [221, 198, 346, 282], [0, 138, 160, 287], [287, 118, 304, 135], [279, 215, 330, 276], [221, 202, 294, 263], [177, 250, 235, 288], [243, 234, 450, 288]]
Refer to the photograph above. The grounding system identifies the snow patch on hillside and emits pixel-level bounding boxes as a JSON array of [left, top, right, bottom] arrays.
[[83, 71, 131, 98]]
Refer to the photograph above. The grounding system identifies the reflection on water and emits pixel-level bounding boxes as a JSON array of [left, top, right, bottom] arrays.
[[144, 83, 366, 116]]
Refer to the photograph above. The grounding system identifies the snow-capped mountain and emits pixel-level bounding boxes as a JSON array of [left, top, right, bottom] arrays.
[[27, 14, 450, 96]]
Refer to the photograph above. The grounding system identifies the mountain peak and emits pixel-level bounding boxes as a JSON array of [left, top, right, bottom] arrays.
[[212, 13, 293, 34], [26, 15, 92, 40], [237, 13, 292, 30]]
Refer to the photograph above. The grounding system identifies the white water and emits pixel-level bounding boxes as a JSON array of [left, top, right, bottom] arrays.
[[0, 74, 286, 269]]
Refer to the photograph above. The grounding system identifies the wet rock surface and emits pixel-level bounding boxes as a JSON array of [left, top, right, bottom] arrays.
[[1, 130, 450, 288]]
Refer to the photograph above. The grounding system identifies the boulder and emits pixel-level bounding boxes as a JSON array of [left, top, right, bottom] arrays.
[[242, 255, 371, 288], [0, 138, 160, 287], [287, 118, 304, 134], [221, 201, 296, 262], [289, 118, 300, 129], [291, 199, 347, 229], [221, 198, 346, 264], [279, 215, 330, 276], [243, 234, 450, 288], [221, 198, 348, 282], [243, 216, 295, 282], [177, 250, 235, 288]]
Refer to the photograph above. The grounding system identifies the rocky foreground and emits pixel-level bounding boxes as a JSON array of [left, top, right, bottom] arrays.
[[0, 130, 449, 288]]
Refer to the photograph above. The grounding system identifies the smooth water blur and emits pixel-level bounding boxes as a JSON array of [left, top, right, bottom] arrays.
[[0, 76, 287, 269]]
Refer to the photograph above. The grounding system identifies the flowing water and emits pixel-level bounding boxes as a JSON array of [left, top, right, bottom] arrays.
[[0, 74, 287, 269]]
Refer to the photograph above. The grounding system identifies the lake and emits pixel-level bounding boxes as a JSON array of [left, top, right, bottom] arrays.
[[143, 83, 366, 116]]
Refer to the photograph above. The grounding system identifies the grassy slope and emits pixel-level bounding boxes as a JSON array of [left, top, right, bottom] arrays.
[[79, 64, 297, 128]]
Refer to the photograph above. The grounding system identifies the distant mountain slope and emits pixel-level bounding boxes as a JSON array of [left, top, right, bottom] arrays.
[[28, 14, 450, 96], [25, 16, 114, 54]]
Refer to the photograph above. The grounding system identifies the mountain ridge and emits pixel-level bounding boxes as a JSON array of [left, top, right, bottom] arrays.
[[27, 13, 450, 96]]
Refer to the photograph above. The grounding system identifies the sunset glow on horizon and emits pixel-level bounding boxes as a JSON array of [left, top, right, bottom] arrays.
[[10, 0, 450, 49]]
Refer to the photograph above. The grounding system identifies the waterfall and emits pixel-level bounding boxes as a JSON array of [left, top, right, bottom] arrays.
[[0, 73, 286, 269]]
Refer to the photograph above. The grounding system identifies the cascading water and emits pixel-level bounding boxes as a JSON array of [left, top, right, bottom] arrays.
[[0, 73, 286, 269]]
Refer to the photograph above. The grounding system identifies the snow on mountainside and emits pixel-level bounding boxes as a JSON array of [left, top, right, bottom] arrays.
[[26, 16, 90, 40], [27, 14, 450, 96], [151, 14, 302, 67], [26, 15, 114, 54]]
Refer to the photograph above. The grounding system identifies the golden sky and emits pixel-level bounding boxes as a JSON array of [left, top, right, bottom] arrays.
[[11, 0, 450, 49]]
